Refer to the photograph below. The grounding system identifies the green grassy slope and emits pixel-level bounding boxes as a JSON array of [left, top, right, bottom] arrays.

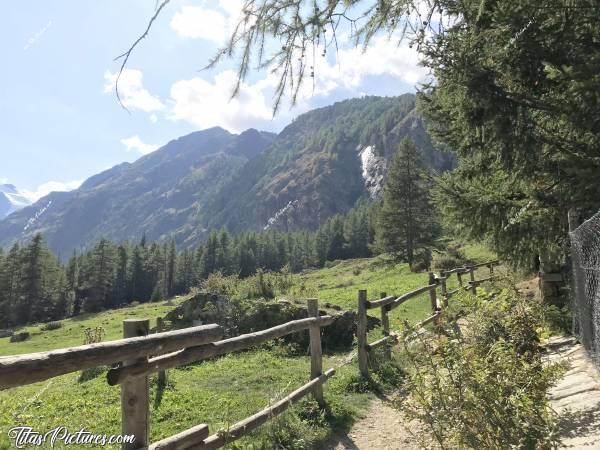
[[0, 245, 496, 449]]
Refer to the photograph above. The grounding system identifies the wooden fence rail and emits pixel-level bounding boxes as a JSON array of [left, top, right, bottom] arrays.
[[0, 323, 223, 390], [0, 299, 335, 450], [356, 260, 499, 377]]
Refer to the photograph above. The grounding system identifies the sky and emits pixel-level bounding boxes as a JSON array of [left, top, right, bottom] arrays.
[[0, 0, 428, 201]]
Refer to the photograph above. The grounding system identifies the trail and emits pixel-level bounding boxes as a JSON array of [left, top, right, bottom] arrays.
[[546, 336, 600, 449], [328, 396, 418, 450]]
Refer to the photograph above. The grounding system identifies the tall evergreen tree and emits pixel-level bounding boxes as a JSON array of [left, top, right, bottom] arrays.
[[376, 138, 438, 266]]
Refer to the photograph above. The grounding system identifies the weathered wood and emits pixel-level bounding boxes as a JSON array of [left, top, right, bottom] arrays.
[[428, 272, 438, 313], [365, 295, 395, 309], [121, 319, 150, 450], [193, 369, 336, 450], [357, 290, 369, 377], [540, 272, 563, 282], [457, 270, 463, 287], [379, 292, 391, 359], [156, 317, 167, 387], [446, 267, 469, 275], [0, 324, 222, 390], [307, 298, 323, 404], [107, 316, 335, 385], [369, 284, 436, 310], [447, 287, 462, 298], [367, 334, 397, 352], [439, 271, 448, 308], [145, 424, 209, 450], [470, 260, 499, 269], [471, 276, 494, 285], [416, 312, 440, 329], [468, 266, 477, 295]]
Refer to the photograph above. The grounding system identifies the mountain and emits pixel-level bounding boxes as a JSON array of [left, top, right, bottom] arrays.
[[0, 184, 31, 219], [0, 94, 453, 255]]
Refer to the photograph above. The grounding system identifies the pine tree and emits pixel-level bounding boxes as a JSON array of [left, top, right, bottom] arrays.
[[0, 244, 21, 326], [84, 238, 116, 312], [166, 240, 176, 297], [21, 234, 60, 323], [113, 245, 129, 306], [376, 138, 438, 267]]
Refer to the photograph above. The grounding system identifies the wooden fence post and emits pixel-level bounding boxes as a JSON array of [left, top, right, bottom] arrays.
[[357, 290, 369, 378], [440, 271, 448, 308], [156, 317, 167, 387], [307, 298, 324, 405], [489, 263, 494, 277], [428, 272, 438, 313], [380, 292, 391, 360], [121, 319, 150, 450], [469, 266, 477, 295], [457, 270, 463, 287]]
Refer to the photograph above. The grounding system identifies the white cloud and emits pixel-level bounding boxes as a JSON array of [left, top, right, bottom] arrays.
[[297, 35, 428, 100], [22, 180, 83, 202], [150, 114, 158, 123], [170, 0, 245, 44], [103, 69, 165, 112], [169, 70, 273, 132], [170, 6, 227, 43], [166, 35, 427, 131], [121, 135, 159, 155], [0, 177, 8, 184]]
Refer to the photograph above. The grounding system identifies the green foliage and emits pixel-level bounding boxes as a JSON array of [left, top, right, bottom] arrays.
[[376, 138, 439, 267], [397, 290, 565, 449], [40, 321, 62, 331], [419, 1, 600, 268]]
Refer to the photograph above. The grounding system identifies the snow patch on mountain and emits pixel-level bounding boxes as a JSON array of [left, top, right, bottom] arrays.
[[358, 146, 385, 200], [0, 184, 32, 219]]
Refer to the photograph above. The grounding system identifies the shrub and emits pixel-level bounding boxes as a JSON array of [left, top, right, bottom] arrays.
[[432, 246, 469, 271], [9, 332, 30, 343], [83, 326, 106, 345], [80, 326, 107, 382], [242, 269, 275, 299], [432, 254, 463, 271], [41, 321, 63, 331], [396, 290, 564, 449], [201, 272, 239, 296]]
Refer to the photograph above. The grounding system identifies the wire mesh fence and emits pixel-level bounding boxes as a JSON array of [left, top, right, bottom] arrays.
[[569, 209, 600, 364]]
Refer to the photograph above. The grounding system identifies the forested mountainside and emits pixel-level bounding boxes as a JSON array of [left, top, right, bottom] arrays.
[[0, 94, 453, 256]]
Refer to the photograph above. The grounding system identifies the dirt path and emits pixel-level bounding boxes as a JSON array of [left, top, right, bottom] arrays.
[[327, 397, 418, 450], [546, 336, 600, 448]]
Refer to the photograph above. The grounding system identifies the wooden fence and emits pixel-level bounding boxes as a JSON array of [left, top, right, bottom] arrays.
[[356, 260, 499, 377], [0, 299, 334, 450], [0, 260, 499, 448]]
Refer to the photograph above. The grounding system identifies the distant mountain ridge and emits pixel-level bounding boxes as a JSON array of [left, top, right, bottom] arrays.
[[0, 94, 453, 255], [0, 184, 31, 219]]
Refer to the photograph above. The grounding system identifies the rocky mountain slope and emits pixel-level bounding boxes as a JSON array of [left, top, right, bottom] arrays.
[[0, 94, 453, 255], [0, 184, 31, 219]]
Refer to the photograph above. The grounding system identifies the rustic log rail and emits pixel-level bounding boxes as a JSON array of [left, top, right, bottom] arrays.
[[0, 323, 223, 390], [356, 260, 499, 377], [0, 299, 335, 450], [107, 315, 335, 385]]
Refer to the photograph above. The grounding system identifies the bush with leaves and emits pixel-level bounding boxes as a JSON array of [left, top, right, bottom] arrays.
[[396, 290, 565, 449]]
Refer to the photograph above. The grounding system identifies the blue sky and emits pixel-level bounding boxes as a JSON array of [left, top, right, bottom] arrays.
[[1, 0, 427, 200]]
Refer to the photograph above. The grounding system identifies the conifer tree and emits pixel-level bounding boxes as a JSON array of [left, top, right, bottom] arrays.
[[376, 138, 438, 266]]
